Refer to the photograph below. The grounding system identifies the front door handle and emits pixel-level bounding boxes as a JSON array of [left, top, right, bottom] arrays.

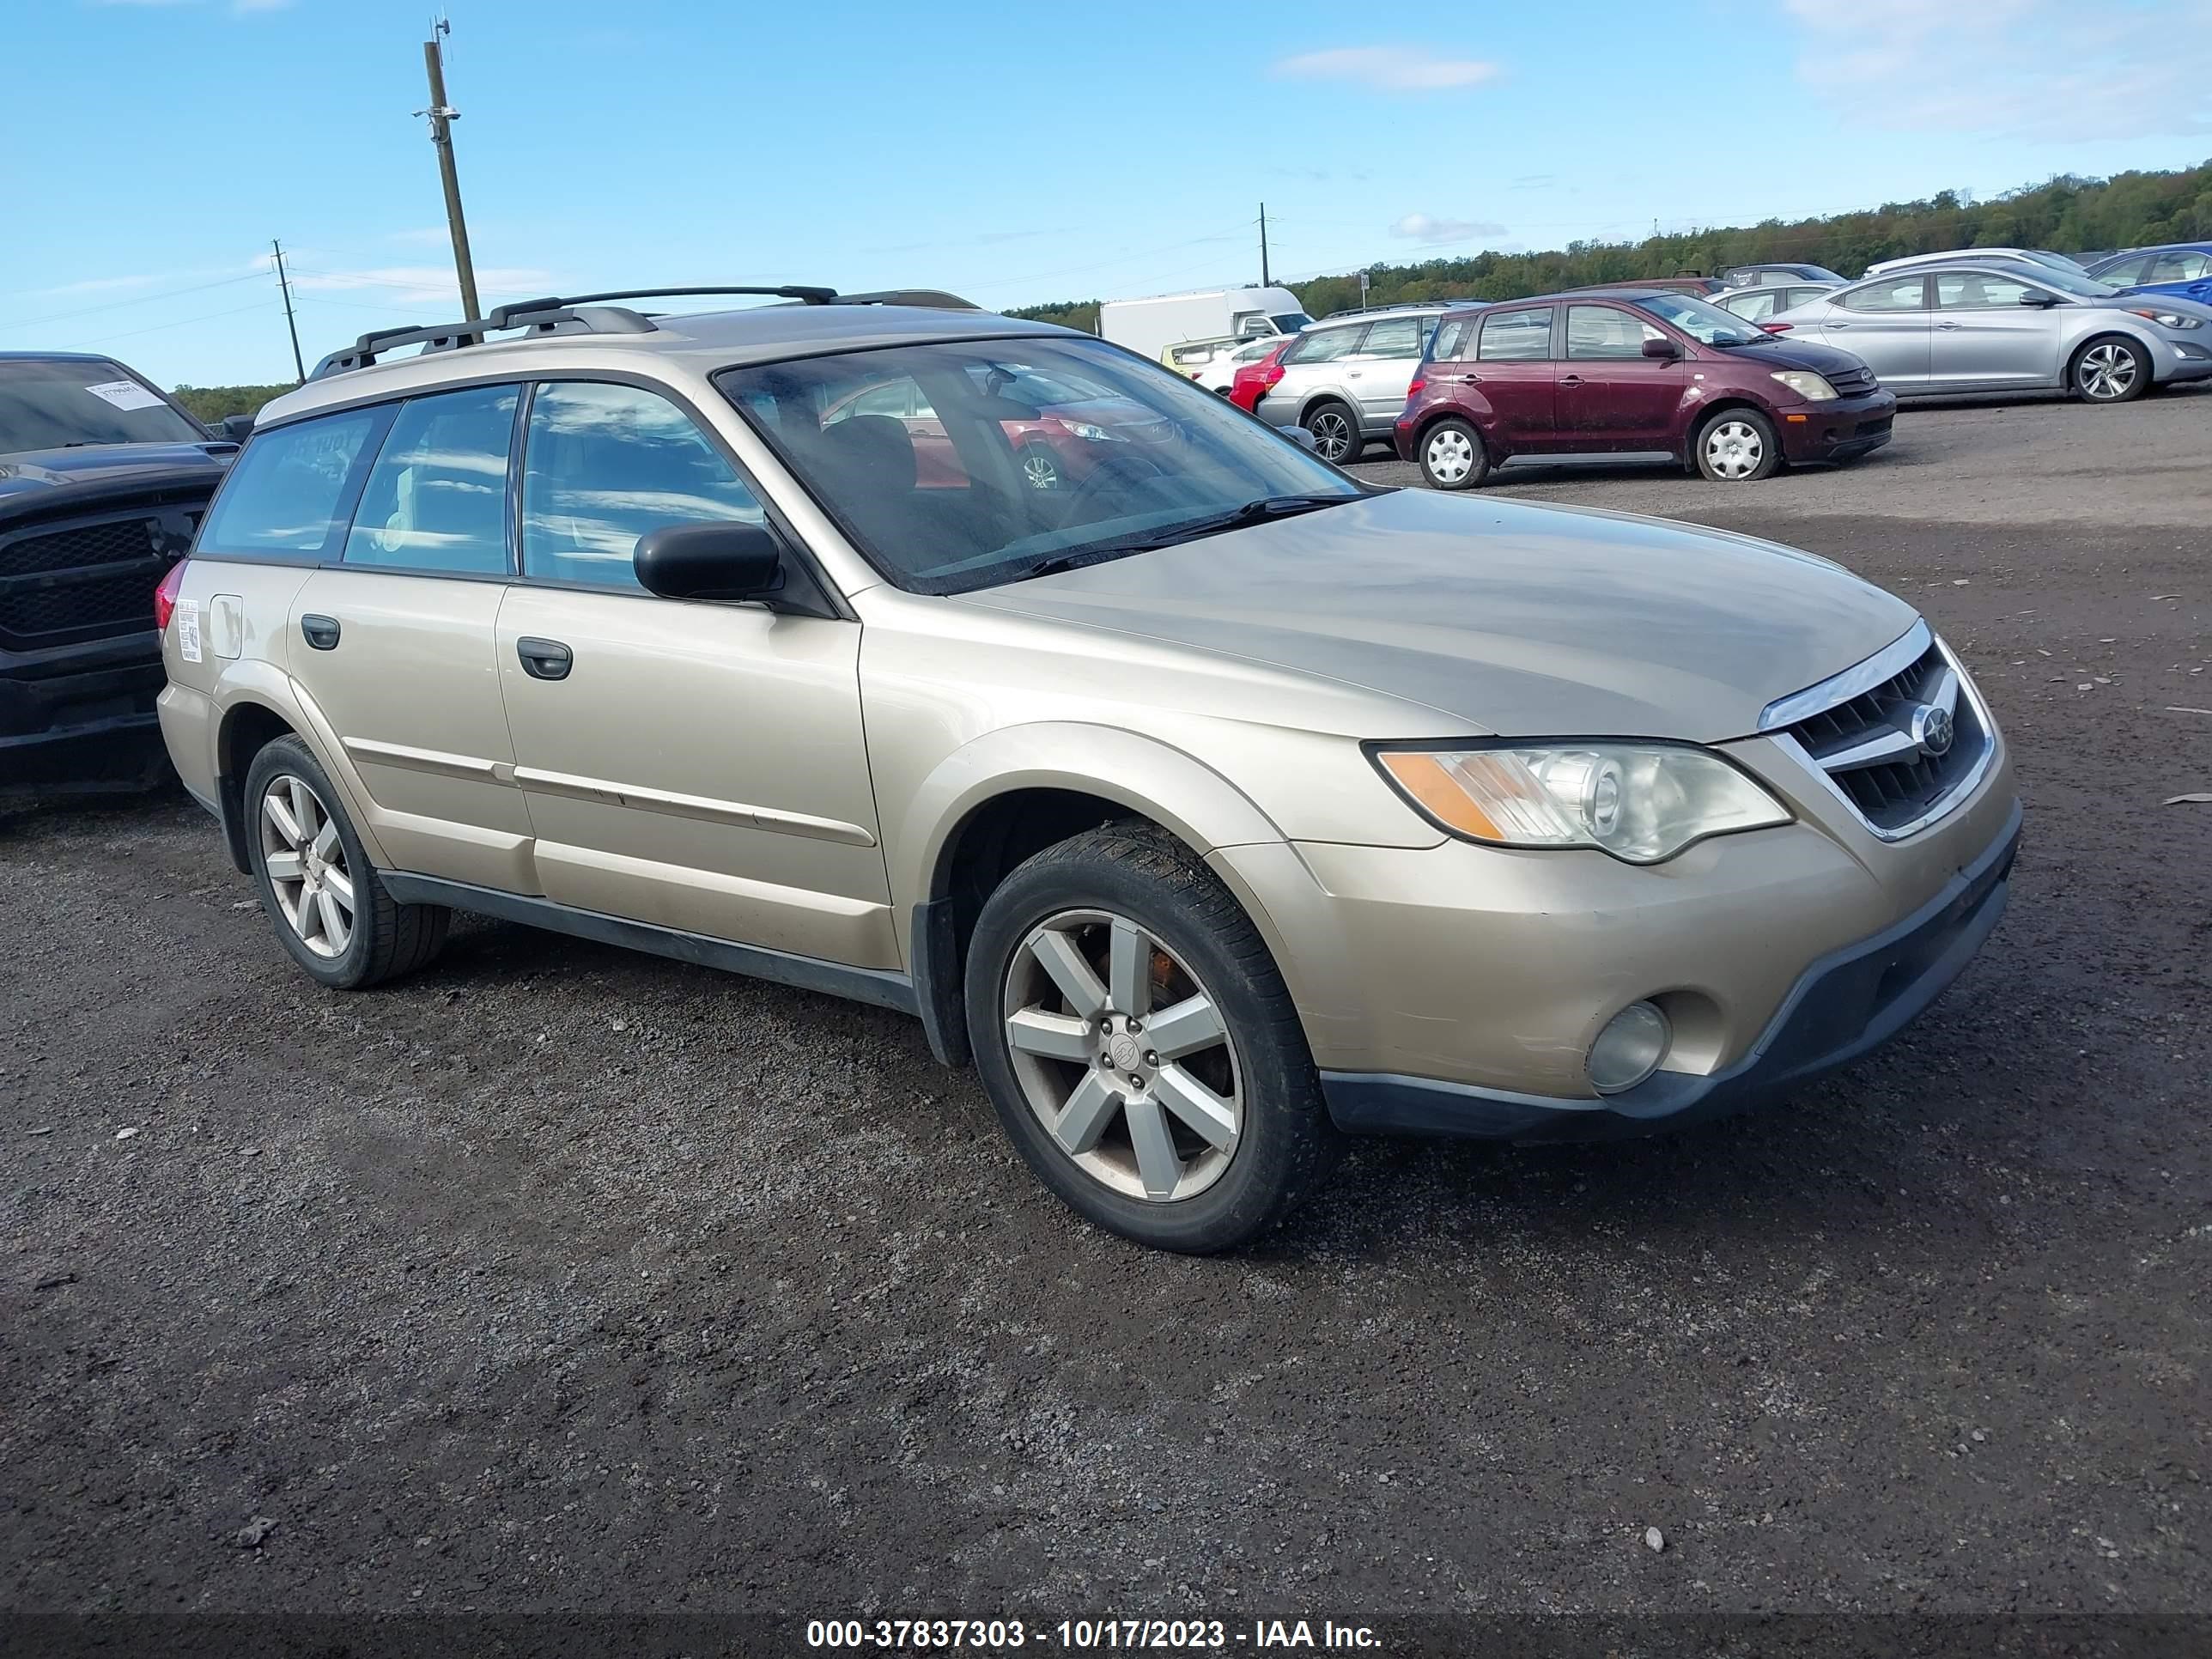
[[516, 636, 573, 681], [300, 614, 340, 651], [1935, 320, 1963, 330], [1558, 374, 1585, 388]]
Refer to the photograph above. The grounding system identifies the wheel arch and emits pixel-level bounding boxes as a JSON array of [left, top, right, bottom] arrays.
[[1686, 396, 1776, 462], [2068, 327, 2157, 392], [895, 726, 1289, 1067]]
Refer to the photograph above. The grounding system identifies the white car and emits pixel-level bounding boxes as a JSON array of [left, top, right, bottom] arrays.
[[1711, 281, 1840, 325], [1194, 336, 1284, 394], [1864, 248, 2089, 280]]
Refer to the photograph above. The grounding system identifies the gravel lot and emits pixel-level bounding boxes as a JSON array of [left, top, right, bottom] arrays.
[[4, 387, 2209, 1648]]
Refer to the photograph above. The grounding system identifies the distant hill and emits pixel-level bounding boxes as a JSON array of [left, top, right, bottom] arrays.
[[1012, 162, 2212, 335]]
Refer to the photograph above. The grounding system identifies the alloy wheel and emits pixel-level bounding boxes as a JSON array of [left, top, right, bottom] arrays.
[[2078, 343, 2138, 400], [1425, 427, 1477, 484], [259, 775, 355, 959], [1307, 410, 1355, 463], [1000, 908, 1243, 1202], [1705, 419, 1765, 480], [1019, 447, 1062, 490]]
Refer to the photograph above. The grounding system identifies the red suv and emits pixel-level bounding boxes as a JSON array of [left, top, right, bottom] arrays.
[[1395, 289, 1896, 487]]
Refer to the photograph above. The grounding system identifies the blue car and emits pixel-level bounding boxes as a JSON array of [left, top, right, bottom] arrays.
[[2087, 244, 2212, 306]]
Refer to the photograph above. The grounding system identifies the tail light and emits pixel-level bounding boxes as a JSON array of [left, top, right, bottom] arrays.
[[1761, 323, 1793, 333], [1406, 377, 1426, 397], [154, 560, 186, 633]]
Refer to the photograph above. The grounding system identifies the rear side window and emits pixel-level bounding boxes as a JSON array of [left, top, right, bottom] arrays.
[[198, 407, 385, 558], [342, 385, 517, 574], [520, 381, 766, 592], [1565, 306, 1662, 360], [1722, 290, 1780, 321], [1842, 277, 1929, 313], [1478, 307, 1553, 361], [1431, 319, 1474, 362], [1353, 318, 1424, 359], [1284, 325, 1362, 365]]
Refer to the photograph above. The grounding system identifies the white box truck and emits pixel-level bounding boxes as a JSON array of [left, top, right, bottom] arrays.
[[1097, 287, 1312, 362]]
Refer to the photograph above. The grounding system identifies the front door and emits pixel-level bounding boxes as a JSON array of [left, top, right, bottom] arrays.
[[1556, 303, 1686, 448], [493, 380, 896, 969], [1930, 270, 2062, 388], [281, 384, 537, 892], [1821, 275, 1933, 386]]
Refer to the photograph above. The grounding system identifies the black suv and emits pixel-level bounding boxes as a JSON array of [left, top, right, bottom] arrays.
[[0, 352, 239, 796]]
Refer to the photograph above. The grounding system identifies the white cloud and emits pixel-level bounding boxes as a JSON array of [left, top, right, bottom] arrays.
[[1389, 213, 1507, 246], [290, 265, 556, 307], [1273, 46, 1498, 93], [1784, 0, 2212, 139]]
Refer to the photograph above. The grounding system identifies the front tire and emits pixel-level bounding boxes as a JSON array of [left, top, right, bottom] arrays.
[[1693, 408, 1780, 482], [1016, 442, 1064, 491], [2072, 335, 2150, 403], [964, 822, 1340, 1253], [1302, 400, 1362, 465], [243, 736, 449, 990], [1419, 418, 1491, 489]]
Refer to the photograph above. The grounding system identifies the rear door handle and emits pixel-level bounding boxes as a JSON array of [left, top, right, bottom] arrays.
[[300, 614, 340, 651], [1935, 321, 1963, 330], [1558, 374, 1585, 388], [516, 636, 573, 681]]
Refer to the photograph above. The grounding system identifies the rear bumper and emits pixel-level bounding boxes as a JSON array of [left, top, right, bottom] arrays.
[[1321, 798, 2021, 1142], [1778, 389, 1898, 463], [0, 631, 170, 796]]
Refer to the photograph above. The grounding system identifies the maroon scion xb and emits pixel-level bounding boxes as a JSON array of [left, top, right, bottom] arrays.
[[1395, 289, 1897, 488]]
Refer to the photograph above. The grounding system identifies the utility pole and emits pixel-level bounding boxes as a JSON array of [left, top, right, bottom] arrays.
[[270, 239, 305, 384], [417, 18, 481, 320], [1259, 203, 1272, 287]]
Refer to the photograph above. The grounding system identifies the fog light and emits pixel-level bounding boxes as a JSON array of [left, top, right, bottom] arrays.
[[1589, 1001, 1670, 1094]]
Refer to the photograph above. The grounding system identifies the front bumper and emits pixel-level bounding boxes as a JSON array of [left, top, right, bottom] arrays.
[[0, 630, 171, 797], [1777, 389, 1897, 464], [1321, 798, 2021, 1141], [2152, 340, 2212, 385]]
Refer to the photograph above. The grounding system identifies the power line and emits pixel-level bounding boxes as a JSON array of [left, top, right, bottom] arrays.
[[6, 270, 265, 332], [59, 298, 277, 351]]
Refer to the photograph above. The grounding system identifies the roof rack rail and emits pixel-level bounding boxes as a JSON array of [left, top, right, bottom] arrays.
[[307, 283, 984, 380]]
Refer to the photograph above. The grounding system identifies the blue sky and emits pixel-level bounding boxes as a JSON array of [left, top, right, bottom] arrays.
[[4, 0, 2208, 388]]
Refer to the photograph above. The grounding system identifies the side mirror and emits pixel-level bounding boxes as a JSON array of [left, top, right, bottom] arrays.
[[1642, 336, 1682, 359], [1285, 425, 1319, 453], [634, 521, 786, 604], [2018, 291, 2060, 308], [218, 413, 255, 442]]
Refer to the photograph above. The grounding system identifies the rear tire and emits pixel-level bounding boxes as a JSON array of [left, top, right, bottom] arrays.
[[1693, 408, 1780, 482], [964, 821, 1341, 1254], [2071, 335, 2150, 403], [1302, 400, 1363, 465], [243, 736, 449, 990], [1418, 418, 1491, 489]]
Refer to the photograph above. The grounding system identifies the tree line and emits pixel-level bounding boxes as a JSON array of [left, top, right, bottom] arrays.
[[1010, 162, 2212, 336]]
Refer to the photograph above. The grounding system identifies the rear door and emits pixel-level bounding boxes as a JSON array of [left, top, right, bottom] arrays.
[[280, 384, 538, 891], [1557, 303, 1684, 448], [1455, 305, 1558, 449], [1820, 276, 1933, 386], [1931, 270, 2061, 388], [1343, 315, 1430, 431], [493, 380, 896, 969]]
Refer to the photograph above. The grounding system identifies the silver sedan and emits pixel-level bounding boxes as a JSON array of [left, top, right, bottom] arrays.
[[1764, 260, 2212, 402]]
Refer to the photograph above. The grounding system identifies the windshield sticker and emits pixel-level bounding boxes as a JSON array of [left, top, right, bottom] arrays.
[[176, 599, 202, 664], [84, 380, 167, 412]]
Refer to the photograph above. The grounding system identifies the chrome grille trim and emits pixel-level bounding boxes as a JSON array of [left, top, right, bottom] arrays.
[[1766, 629, 1996, 842], [1759, 618, 1930, 732]]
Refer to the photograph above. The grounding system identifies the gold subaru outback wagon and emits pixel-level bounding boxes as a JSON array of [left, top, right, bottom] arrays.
[[155, 288, 2020, 1252]]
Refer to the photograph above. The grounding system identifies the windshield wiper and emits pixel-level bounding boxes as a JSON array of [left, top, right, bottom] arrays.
[[1011, 495, 1356, 582]]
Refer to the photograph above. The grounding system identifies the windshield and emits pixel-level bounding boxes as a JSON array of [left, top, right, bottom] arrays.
[[1989, 261, 2118, 298], [1630, 293, 1768, 346], [0, 358, 206, 456], [719, 337, 1362, 596], [2021, 250, 2088, 274], [1269, 313, 1313, 332]]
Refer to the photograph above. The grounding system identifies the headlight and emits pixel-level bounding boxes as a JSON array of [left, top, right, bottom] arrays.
[[2127, 308, 2201, 330], [1371, 743, 1791, 864], [1769, 370, 1839, 402], [1063, 421, 1124, 441]]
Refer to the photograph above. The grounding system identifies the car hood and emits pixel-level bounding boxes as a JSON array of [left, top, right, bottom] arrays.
[[0, 441, 232, 501], [1710, 336, 1867, 377], [958, 489, 1918, 742]]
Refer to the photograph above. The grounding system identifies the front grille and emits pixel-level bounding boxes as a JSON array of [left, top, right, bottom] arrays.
[[0, 511, 191, 647], [1854, 416, 1893, 439], [1771, 631, 1989, 836], [1827, 365, 1878, 397]]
